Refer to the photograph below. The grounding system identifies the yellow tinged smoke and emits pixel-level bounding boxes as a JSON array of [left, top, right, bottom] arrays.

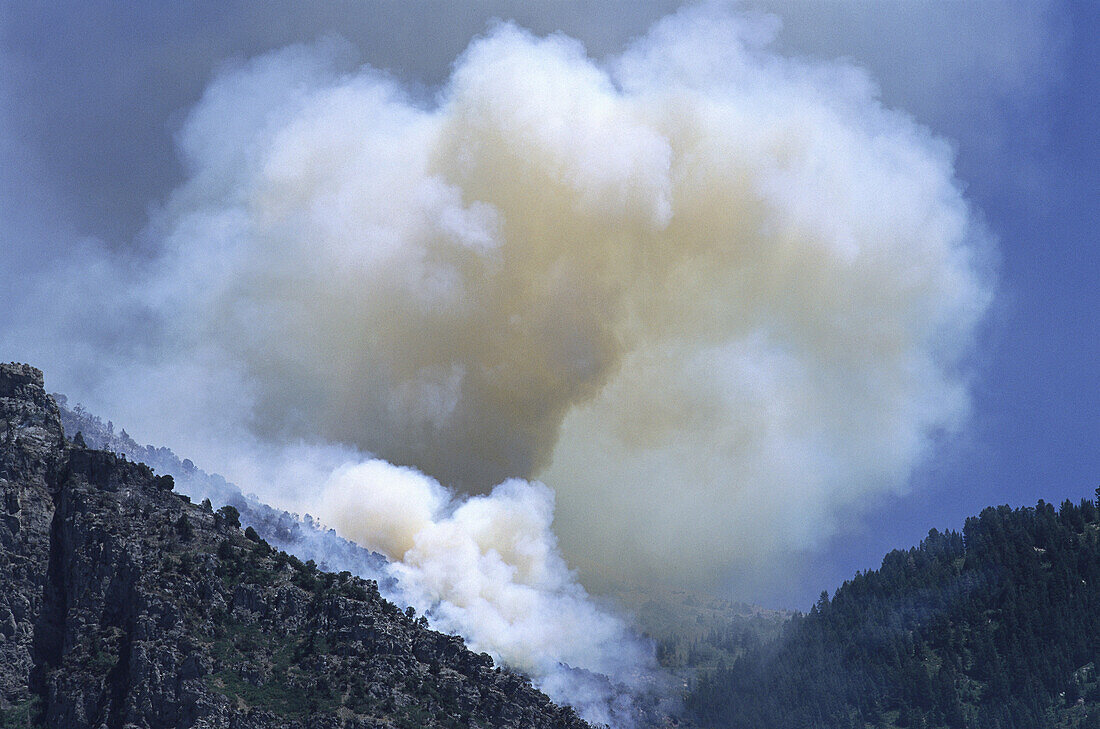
[[154, 7, 990, 603]]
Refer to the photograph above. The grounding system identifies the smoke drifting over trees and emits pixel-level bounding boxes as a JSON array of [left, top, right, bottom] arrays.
[[127, 6, 991, 584], [1, 5, 1000, 723]]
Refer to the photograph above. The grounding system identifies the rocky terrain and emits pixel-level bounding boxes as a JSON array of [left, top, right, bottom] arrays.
[[55, 395, 394, 592], [0, 362, 591, 729]]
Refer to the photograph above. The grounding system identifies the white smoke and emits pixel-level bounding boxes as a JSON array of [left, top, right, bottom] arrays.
[[194, 440, 654, 726], [4, 5, 995, 724], [132, 5, 990, 583], [318, 464, 650, 689]]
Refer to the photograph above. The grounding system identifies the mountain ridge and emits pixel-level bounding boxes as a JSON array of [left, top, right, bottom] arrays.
[[53, 393, 396, 594], [688, 492, 1100, 728], [0, 362, 592, 729]]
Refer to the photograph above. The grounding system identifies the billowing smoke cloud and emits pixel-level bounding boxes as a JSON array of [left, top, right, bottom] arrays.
[[186, 440, 654, 726], [319, 464, 650, 688], [2, 4, 995, 722], [134, 4, 990, 584]]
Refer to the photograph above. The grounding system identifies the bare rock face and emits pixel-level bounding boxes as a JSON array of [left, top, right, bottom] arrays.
[[0, 363, 591, 729], [0, 364, 63, 720]]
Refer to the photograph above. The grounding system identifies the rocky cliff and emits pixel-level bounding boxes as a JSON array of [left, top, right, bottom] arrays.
[[55, 393, 395, 594], [0, 363, 591, 729]]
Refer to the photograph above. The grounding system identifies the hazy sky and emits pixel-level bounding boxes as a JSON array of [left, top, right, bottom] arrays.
[[1, 1, 1096, 609]]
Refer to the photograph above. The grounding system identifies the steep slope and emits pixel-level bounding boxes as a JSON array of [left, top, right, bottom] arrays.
[[688, 498, 1100, 729], [592, 582, 791, 693], [0, 363, 590, 729], [54, 394, 393, 590]]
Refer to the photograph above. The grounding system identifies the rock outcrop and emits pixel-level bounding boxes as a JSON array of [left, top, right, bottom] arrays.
[[55, 393, 394, 593], [0, 363, 591, 729]]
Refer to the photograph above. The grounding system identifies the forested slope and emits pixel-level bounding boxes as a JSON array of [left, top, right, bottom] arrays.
[[689, 496, 1100, 729]]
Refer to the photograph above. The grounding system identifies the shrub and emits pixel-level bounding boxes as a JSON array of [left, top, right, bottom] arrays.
[[215, 505, 240, 530], [175, 514, 194, 541], [0, 696, 41, 729]]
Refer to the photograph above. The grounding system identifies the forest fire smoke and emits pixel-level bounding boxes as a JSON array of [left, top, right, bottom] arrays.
[[142, 5, 989, 585], [14, 5, 993, 724]]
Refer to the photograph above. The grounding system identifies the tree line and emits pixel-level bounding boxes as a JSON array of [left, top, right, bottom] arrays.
[[688, 495, 1100, 729]]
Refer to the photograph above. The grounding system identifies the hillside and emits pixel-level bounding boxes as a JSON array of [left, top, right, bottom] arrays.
[[0, 363, 590, 729], [688, 496, 1100, 729], [54, 394, 395, 592], [597, 582, 791, 681]]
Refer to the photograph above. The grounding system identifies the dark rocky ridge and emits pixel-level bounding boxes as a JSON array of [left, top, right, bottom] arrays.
[[0, 363, 592, 729], [55, 394, 395, 595]]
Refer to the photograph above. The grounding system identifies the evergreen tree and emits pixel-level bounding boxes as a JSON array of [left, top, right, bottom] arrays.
[[688, 496, 1100, 729]]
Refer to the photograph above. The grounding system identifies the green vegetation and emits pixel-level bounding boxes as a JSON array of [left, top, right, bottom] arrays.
[[214, 505, 240, 530], [600, 583, 792, 689], [4, 364, 591, 729], [88, 646, 118, 672], [0, 697, 40, 729], [646, 595, 789, 671], [688, 497, 1100, 729], [206, 616, 340, 718], [215, 537, 279, 586], [203, 601, 477, 726], [175, 514, 193, 541]]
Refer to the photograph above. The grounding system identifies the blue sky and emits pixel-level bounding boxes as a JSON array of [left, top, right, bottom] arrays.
[[801, 0, 1099, 609], [0, 1, 1096, 609]]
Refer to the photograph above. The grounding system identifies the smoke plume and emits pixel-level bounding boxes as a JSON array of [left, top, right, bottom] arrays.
[[134, 5, 990, 584], [168, 440, 655, 727], [3, 4, 995, 723], [319, 464, 651, 697]]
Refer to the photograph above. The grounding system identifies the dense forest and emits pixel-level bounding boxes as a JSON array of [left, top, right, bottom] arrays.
[[688, 494, 1100, 729]]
